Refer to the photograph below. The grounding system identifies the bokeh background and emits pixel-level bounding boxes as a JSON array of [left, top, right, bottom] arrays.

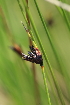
[[0, 0, 70, 105]]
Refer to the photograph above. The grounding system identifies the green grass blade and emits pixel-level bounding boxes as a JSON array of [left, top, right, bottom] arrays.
[[21, 0, 66, 105], [42, 67, 51, 105]]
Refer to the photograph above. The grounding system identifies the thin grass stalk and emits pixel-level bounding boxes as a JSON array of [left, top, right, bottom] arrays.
[[22, 0, 52, 104], [33, 0, 69, 75], [25, 0, 33, 51], [17, 0, 28, 24], [32, 65, 42, 105], [21, 20, 52, 104], [22, 0, 66, 105], [33, 0, 63, 75], [48, 0, 70, 31], [59, 0, 70, 17], [17, 0, 37, 46], [46, 0, 70, 31], [33, 0, 70, 102], [60, 8, 70, 30], [56, 6, 63, 15], [18, 0, 51, 104], [47, 0, 69, 17], [58, 0, 70, 31], [17, 0, 42, 104], [33, 0, 70, 97], [25, 0, 41, 105], [42, 67, 51, 105]]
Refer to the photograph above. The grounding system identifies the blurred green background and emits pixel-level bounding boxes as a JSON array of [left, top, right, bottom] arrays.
[[0, 0, 70, 105]]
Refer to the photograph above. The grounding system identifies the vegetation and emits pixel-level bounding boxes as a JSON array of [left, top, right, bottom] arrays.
[[0, 0, 70, 105]]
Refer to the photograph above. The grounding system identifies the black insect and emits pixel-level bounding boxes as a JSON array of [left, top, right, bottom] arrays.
[[22, 45, 43, 66], [10, 44, 43, 67]]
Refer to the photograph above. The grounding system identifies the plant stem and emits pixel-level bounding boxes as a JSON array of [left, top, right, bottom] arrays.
[[42, 66, 51, 105], [22, 0, 65, 105]]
